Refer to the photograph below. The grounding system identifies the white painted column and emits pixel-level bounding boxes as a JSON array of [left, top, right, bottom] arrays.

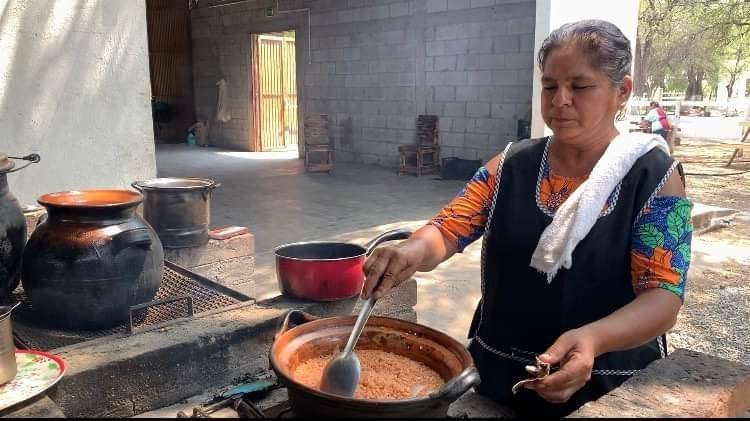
[[531, 0, 640, 138]]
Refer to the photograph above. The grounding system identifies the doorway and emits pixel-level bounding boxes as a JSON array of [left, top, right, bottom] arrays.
[[250, 31, 299, 152], [145, 0, 195, 144]]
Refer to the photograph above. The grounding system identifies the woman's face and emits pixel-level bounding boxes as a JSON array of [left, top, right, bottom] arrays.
[[540, 43, 632, 144]]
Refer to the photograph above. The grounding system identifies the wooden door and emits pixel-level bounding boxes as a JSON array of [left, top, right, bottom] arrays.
[[146, 0, 195, 143], [253, 34, 298, 151]]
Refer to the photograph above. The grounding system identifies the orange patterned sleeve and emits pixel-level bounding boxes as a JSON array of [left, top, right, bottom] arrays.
[[631, 196, 693, 300], [427, 163, 498, 252]]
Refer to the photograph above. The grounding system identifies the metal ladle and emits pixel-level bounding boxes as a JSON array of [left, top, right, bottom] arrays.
[[319, 296, 376, 397]]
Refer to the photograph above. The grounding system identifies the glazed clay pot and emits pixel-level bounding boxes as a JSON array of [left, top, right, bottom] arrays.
[[21, 190, 164, 329]]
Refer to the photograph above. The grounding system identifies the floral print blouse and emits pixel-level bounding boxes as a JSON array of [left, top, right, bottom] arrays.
[[429, 147, 693, 300]]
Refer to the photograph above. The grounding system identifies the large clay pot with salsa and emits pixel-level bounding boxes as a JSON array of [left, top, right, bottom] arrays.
[[269, 310, 481, 418], [21, 189, 163, 329]]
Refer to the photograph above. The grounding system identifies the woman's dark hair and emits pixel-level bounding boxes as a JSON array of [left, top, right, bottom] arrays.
[[538, 20, 632, 87]]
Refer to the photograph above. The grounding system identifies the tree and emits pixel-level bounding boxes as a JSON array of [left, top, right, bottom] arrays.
[[635, 0, 750, 99], [720, 28, 750, 98]]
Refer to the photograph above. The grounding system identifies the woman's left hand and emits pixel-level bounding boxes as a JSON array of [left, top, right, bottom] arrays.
[[524, 328, 599, 403]]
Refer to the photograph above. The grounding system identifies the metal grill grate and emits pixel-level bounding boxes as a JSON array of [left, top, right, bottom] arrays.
[[9, 263, 249, 351]]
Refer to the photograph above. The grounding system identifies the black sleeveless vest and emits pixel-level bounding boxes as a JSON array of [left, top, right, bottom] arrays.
[[467, 137, 677, 417]]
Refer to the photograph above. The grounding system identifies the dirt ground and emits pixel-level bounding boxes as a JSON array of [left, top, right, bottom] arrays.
[[674, 138, 750, 209], [668, 137, 750, 366]]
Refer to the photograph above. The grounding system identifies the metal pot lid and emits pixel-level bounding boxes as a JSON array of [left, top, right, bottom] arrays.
[[0, 153, 14, 173], [134, 177, 217, 190]]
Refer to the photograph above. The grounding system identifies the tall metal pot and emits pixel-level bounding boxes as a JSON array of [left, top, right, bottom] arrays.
[[21, 189, 164, 330], [0, 153, 40, 296], [132, 178, 220, 249]]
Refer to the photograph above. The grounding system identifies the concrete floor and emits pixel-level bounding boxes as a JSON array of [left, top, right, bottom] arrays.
[[156, 144, 483, 342]]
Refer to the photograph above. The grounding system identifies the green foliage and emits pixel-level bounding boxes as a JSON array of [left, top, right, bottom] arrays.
[[636, 0, 750, 99]]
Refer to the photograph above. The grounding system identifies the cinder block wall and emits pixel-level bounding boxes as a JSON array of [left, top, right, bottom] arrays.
[[191, 0, 535, 165]]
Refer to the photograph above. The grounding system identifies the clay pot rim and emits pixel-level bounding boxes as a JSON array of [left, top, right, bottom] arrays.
[[38, 189, 143, 209]]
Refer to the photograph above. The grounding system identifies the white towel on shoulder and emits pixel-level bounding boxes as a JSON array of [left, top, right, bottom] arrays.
[[529, 132, 670, 282]]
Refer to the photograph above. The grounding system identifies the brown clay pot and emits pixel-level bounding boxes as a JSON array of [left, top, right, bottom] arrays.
[[21, 190, 164, 330], [269, 310, 480, 418]]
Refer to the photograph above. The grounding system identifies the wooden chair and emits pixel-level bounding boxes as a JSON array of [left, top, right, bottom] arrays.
[[303, 113, 333, 173], [398, 115, 440, 176]]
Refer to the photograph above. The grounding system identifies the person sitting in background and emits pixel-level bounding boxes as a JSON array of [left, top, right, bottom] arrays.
[[643, 101, 671, 139]]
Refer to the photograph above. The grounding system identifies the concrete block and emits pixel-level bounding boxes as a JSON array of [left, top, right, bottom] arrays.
[[352, 7, 372, 22], [335, 35, 352, 48], [447, 0, 472, 10], [458, 23, 482, 39], [492, 103, 515, 119], [505, 52, 534, 70], [382, 30, 407, 45], [469, 38, 493, 54], [457, 86, 486, 102], [444, 101, 467, 117], [371, 5, 390, 20], [390, 2, 410, 17], [465, 133, 490, 146], [343, 47, 360, 61], [386, 116, 415, 130], [426, 41, 445, 57], [492, 69, 518, 86], [445, 39, 470, 55], [468, 70, 492, 86], [467, 102, 491, 118], [480, 22, 506, 37], [475, 118, 504, 134], [570, 349, 750, 418], [442, 132, 466, 147], [191, 255, 255, 288], [457, 54, 481, 71], [470, 0, 494, 7], [507, 17, 535, 35], [520, 32, 535, 52], [337, 9, 354, 23], [444, 71, 468, 86], [435, 55, 457, 71], [427, 0, 448, 13], [436, 24, 459, 41], [163, 233, 255, 268], [426, 102, 443, 115], [480, 54, 504, 70], [450, 117, 475, 132], [424, 57, 435, 72], [494, 35, 520, 53], [435, 86, 456, 102]]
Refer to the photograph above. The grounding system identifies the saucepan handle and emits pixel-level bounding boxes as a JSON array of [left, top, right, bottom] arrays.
[[276, 310, 319, 340], [429, 366, 481, 404], [364, 229, 412, 256]]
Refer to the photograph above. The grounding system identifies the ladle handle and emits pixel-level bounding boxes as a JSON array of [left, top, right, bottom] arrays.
[[342, 296, 375, 356]]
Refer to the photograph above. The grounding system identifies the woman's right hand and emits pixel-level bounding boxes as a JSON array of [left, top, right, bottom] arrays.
[[361, 238, 426, 300]]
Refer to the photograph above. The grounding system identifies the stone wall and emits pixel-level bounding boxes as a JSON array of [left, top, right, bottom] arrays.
[[190, 0, 535, 165]]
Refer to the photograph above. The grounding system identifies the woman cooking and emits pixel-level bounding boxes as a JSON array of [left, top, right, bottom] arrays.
[[361, 20, 693, 417]]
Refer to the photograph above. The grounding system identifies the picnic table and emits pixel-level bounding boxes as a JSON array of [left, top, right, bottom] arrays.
[[726, 120, 750, 166]]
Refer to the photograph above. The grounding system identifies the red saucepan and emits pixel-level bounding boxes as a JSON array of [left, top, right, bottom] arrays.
[[274, 229, 412, 301]]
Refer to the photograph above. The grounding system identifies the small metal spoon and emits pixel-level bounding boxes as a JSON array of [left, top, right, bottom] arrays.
[[319, 296, 376, 397]]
